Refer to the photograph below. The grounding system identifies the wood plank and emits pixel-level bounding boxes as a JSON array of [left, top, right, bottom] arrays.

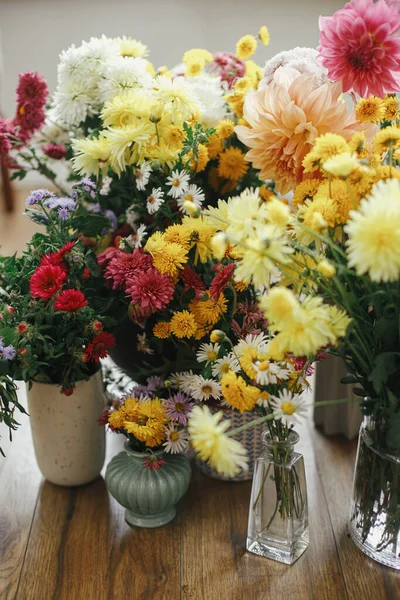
[[16, 433, 181, 600], [181, 422, 347, 600], [309, 425, 400, 600], [0, 386, 41, 600]]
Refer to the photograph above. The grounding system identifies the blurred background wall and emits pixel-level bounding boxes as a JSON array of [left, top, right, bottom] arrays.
[[1, 0, 345, 118]]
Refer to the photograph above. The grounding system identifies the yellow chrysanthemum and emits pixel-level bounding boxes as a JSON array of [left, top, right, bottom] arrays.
[[164, 124, 185, 149], [216, 119, 235, 140], [315, 179, 357, 223], [236, 34, 257, 60], [188, 405, 248, 477], [239, 346, 259, 379], [124, 399, 168, 447], [152, 242, 188, 277], [221, 371, 260, 413], [170, 310, 198, 338], [345, 178, 400, 282], [259, 287, 300, 330], [188, 144, 209, 173], [145, 60, 156, 77], [302, 151, 322, 174], [189, 293, 227, 327], [376, 165, 400, 181], [258, 186, 276, 202], [153, 322, 171, 339], [348, 131, 369, 158], [102, 121, 154, 175], [71, 136, 111, 177], [356, 96, 385, 124], [183, 48, 213, 65], [245, 60, 263, 85], [163, 224, 191, 249], [181, 216, 217, 263], [317, 259, 336, 279], [205, 199, 230, 232], [234, 77, 253, 94], [101, 90, 153, 127], [322, 152, 360, 178], [374, 126, 400, 154], [207, 133, 223, 159], [259, 25, 270, 46], [145, 231, 164, 255], [383, 95, 399, 122], [265, 198, 291, 226], [118, 36, 148, 58], [218, 147, 249, 180], [292, 179, 321, 209], [224, 92, 245, 117], [347, 169, 377, 198], [325, 306, 351, 339], [185, 61, 204, 77], [312, 133, 350, 163], [302, 196, 337, 230]]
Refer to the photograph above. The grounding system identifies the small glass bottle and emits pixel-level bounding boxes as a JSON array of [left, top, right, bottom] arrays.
[[246, 430, 309, 565]]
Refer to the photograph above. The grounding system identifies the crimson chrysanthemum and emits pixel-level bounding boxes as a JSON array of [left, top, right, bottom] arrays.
[[104, 249, 153, 290], [126, 267, 174, 313], [42, 143, 67, 160], [83, 332, 115, 363], [29, 265, 66, 300], [40, 241, 75, 269], [0, 119, 15, 167], [53, 289, 88, 312], [210, 264, 235, 300], [318, 0, 400, 97], [180, 266, 206, 298], [16, 72, 48, 108]]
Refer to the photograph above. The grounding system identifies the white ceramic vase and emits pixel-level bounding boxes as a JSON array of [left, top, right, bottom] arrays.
[[27, 370, 106, 486]]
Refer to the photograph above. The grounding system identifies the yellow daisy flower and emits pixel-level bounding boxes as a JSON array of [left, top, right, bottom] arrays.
[[236, 34, 258, 60], [170, 310, 198, 338], [383, 95, 399, 122], [218, 147, 249, 180], [356, 96, 385, 124], [216, 119, 235, 140]]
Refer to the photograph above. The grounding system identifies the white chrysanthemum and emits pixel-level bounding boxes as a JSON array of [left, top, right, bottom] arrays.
[[125, 206, 140, 228], [126, 224, 147, 249], [188, 376, 221, 402], [146, 188, 165, 214], [211, 354, 240, 379], [184, 73, 228, 127], [345, 178, 400, 282], [234, 333, 269, 357], [134, 162, 152, 191], [188, 405, 248, 477], [269, 389, 308, 425], [99, 56, 151, 102], [260, 47, 329, 88], [163, 425, 189, 454], [102, 122, 153, 175], [57, 44, 92, 86], [225, 188, 268, 242], [254, 360, 292, 386], [155, 76, 201, 122], [166, 169, 190, 198], [52, 79, 96, 127], [177, 184, 205, 214], [196, 343, 221, 365], [169, 370, 196, 391]]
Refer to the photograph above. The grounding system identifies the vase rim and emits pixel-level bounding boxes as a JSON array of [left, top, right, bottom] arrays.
[[261, 429, 300, 448], [124, 440, 165, 458], [28, 367, 101, 387]]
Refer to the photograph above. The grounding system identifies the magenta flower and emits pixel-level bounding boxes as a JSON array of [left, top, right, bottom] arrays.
[[208, 52, 245, 88], [164, 393, 194, 425], [126, 267, 174, 313], [318, 0, 400, 97], [104, 249, 153, 290]]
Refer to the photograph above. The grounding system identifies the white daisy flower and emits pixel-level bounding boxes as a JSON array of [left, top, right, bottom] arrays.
[[146, 187, 165, 214], [163, 425, 190, 454], [189, 376, 221, 402], [100, 176, 112, 196], [177, 184, 205, 214], [166, 169, 190, 198], [254, 361, 292, 386], [126, 224, 147, 248], [269, 389, 308, 425], [196, 342, 220, 365], [178, 371, 199, 395], [234, 333, 269, 358], [211, 354, 240, 379], [134, 162, 152, 191], [169, 370, 196, 390]]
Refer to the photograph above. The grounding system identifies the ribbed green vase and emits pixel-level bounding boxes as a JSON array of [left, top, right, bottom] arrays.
[[105, 442, 191, 527]]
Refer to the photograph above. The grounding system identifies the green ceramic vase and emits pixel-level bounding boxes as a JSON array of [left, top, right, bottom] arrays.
[[105, 442, 191, 527]]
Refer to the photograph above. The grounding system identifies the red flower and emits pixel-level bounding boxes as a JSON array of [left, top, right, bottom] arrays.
[[0, 119, 15, 167], [104, 249, 153, 290], [143, 456, 167, 470], [92, 320, 103, 333], [180, 266, 206, 298], [53, 289, 88, 312], [97, 246, 120, 269], [210, 264, 235, 300], [97, 409, 110, 427], [40, 241, 75, 270], [16, 72, 48, 108], [5, 306, 15, 315], [42, 143, 67, 160], [29, 265, 66, 300], [62, 387, 74, 396], [82, 268, 91, 280], [83, 332, 115, 363], [126, 268, 174, 313], [17, 322, 29, 334]]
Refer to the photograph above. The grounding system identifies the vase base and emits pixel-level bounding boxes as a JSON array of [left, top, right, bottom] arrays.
[[125, 507, 177, 528], [348, 520, 400, 570], [246, 529, 309, 565]]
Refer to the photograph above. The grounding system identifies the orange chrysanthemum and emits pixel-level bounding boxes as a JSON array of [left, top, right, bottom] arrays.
[[236, 73, 370, 194]]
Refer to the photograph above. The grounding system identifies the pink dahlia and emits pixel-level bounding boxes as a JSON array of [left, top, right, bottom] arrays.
[[318, 0, 400, 97], [126, 268, 174, 313], [104, 249, 153, 291]]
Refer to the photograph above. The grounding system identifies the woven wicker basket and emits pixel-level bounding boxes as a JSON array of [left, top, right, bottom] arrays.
[[195, 407, 265, 482]]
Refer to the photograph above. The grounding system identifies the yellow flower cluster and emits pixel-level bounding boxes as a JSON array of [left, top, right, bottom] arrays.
[[356, 95, 399, 124], [108, 397, 168, 447]]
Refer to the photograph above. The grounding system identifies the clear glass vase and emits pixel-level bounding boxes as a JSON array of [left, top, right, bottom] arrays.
[[246, 430, 309, 565], [349, 416, 400, 570]]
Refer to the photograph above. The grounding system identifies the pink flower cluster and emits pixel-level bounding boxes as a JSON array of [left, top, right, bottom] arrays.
[[318, 0, 400, 97], [207, 52, 245, 88]]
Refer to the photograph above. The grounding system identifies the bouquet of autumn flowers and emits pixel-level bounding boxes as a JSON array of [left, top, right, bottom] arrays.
[[0, 179, 126, 451]]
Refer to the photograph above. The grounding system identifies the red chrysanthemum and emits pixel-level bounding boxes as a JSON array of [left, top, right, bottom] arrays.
[[42, 143, 67, 160], [29, 264, 67, 300], [83, 332, 115, 363], [104, 249, 153, 291], [126, 268, 174, 313], [82, 267, 91, 280], [14, 105, 46, 137], [209, 263, 235, 300], [97, 409, 111, 427], [97, 246, 120, 269], [179, 266, 206, 298], [143, 456, 167, 470], [0, 118, 16, 167], [318, 0, 400, 97], [40, 241, 75, 270], [16, 72, 48, 108], [53, 289, 88, 312]]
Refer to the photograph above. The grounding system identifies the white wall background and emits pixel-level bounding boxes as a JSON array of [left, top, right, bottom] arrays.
[[0, 0, 345, 118]]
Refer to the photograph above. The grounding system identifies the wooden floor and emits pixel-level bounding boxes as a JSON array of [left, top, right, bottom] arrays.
[[0, 386, 399, 600]]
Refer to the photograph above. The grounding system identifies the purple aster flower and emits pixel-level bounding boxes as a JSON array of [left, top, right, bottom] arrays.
[[26, 188, 55, 207], [87, 202, 102, 213], [2, 345, 16, 360], [44, 197, 76, 211], [104, 209, 117, 231], [71, 190, 78, 200], [164, 393, 194, 425], [58, 207, 69, 220], [146, 376, 164, 393], [76, 177, 96, 190]]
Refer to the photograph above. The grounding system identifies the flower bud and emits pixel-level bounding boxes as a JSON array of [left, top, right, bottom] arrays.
[[183, 200, 201, 218], [317, 259, 336, 279], [210, 329, 227, 343], [211, 232, 228, 260]]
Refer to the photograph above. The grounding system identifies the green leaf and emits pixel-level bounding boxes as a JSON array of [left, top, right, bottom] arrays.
[[70, 214, 110, 237], [368, 353, 399, 394], [340, 375, 359, 385], [387, 413, 400, 449], [24, 209, 49, 226]]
